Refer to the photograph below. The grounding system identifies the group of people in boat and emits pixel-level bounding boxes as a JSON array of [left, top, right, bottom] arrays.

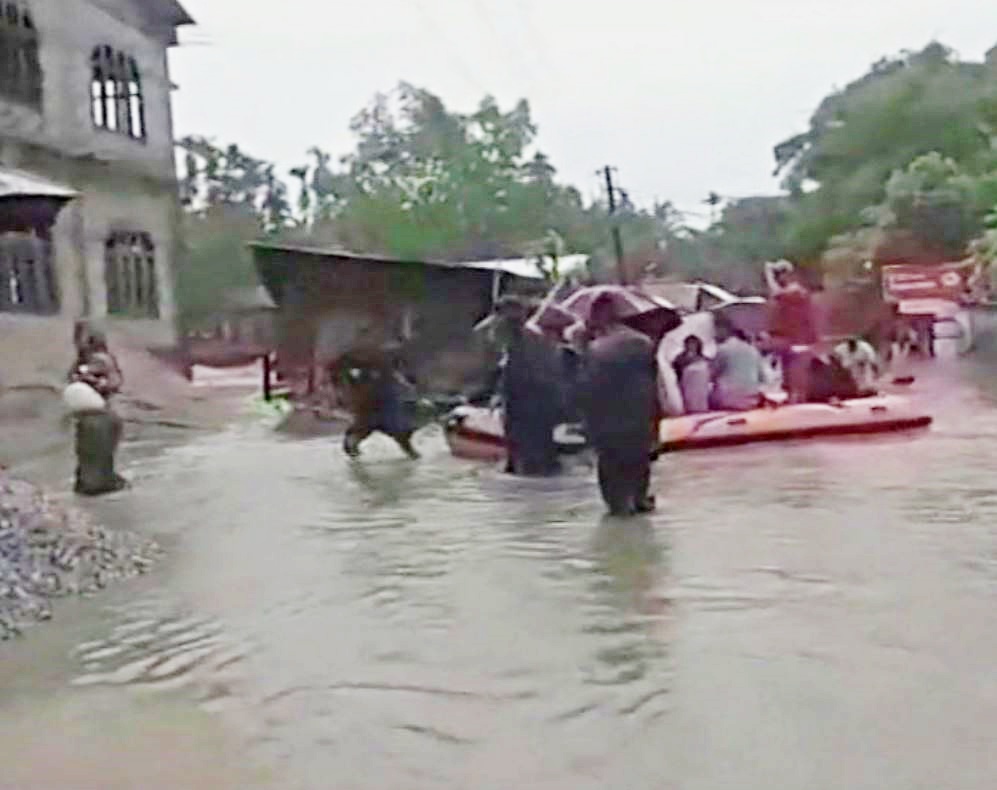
[[462, 259, 916, 515], [671, 325, 885, 415], [668, 261, 891, 416]]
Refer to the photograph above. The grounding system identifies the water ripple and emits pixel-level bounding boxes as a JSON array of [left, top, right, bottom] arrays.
[[70, 599, 253, 692], [15, 366, 994, 789]]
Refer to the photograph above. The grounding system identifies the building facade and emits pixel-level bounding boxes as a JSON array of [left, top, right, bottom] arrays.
[[0, 0, 191, 344]]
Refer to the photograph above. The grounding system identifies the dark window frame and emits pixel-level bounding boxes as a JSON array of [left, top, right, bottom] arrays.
[[90, 45, 145, 141], [105, 231, 158, 318], [0, 1, 42, 110], [0, 231, 59, 315]]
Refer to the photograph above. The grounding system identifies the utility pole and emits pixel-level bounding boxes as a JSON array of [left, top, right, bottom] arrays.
[[603, 165, 626, 283], [704, 191, 722, 225]]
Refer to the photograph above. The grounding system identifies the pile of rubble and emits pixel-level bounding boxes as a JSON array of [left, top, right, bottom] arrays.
[[0, 471, 158, 640]]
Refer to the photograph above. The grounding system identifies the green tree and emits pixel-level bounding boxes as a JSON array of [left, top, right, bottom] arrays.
[[174, 137, 288, 326], [290, 83, 599, 262], [177, 136, 291, 233], [174, 205, 261, 328], [774, 42, 996, 263]]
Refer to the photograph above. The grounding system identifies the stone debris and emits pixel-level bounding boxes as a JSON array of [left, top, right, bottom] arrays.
[[0, 471, 158, 640]]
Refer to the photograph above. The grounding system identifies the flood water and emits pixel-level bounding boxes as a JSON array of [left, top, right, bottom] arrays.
[[2, 347, 996, 789]]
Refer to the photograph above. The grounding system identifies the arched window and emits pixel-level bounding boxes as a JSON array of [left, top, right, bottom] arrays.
[[0, 1, 41, 109], [105, 231, 158, 317], [90, 46, 144, 140]]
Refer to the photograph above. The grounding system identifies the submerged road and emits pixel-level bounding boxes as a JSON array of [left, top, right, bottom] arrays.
[[1, 348, 995, 789]]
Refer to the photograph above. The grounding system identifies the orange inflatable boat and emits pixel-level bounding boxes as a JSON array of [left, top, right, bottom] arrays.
[[443, 406, 586, 462], [444, 395, 931, 460], [656, 394, 931, 453]]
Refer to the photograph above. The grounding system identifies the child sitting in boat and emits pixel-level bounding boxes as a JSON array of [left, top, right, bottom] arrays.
[[672, 335, 710, 414]]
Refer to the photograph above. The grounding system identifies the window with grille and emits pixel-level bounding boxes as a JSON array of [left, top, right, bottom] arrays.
[[0, 2, 42, 109], [0, 232, 58, 314], [105, 231, 158, 317], [90, 46, 144, 140]]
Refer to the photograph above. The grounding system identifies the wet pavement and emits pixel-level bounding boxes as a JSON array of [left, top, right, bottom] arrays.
[[1, 350, 996, 789]]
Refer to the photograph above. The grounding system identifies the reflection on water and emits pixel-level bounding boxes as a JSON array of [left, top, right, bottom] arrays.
[[1, 359, 997, 789]]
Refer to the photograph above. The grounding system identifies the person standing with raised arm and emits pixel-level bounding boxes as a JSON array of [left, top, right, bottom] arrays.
[[765, 260, 818, 403]]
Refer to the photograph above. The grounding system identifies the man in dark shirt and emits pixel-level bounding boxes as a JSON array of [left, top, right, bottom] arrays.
[[333, 341, 420, 460], [579, 294, 660, 516], [494, 296, 564, 476]]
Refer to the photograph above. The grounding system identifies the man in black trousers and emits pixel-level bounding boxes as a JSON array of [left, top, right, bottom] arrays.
[[578, 294, 660, 516]]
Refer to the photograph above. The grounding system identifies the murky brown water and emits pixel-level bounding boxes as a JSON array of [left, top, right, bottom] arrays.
[[2, 348, 996, 789]]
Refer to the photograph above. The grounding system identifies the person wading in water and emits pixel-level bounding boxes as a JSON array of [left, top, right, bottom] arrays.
[[68, 323, 128, 495], [578, 293, 660, 517], [332, 339, 420, 460], [493, 295, 564, 477]]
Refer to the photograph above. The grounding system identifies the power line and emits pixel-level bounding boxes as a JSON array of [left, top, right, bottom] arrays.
[[513, 0, 557, 77], [411, 0, 489, 95], [468, 0, 536, 92]]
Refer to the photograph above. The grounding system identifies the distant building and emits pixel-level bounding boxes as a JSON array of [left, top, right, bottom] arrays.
[[0, 0, 192, 345], [251, 241, 589, 393]]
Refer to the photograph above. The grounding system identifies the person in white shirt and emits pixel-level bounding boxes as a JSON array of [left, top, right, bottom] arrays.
[[833, 336, 881, 395], [709, 319, 767, 411], [672, 335, 710, 414]]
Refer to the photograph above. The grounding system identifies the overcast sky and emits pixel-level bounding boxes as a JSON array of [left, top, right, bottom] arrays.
[[169, 0, 997, 224]]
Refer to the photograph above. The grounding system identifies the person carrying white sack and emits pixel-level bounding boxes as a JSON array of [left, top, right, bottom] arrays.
[[64, 321, 128, 496]]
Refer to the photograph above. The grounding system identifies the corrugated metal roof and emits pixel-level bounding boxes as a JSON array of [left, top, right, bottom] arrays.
[[641, 280, 765, 312], [457, 254, 589, 280], [0, 167, 77, 200], [248, 241, 589, 281]]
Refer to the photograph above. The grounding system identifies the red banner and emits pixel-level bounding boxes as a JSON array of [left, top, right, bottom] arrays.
[[881, 263, 969, 302]]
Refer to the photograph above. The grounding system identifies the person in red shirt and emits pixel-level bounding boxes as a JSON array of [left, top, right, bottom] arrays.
[[765, 260, 818, 402]]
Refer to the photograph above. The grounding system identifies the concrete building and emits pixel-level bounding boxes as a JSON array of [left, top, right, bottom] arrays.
[[0, 0, 192, 345]]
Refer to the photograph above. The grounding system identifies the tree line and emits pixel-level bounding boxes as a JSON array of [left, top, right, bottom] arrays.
[[175, 41, 997, 322]]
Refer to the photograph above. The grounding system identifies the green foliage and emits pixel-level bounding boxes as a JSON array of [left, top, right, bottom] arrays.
[[878, 152, 981, 257], [774, 42, 997, 265], [174, 137, 284, 323], [174, 205, 261, 325], [304, 84, 595, 262], [968, 206, 997, 283], [178, 136, 291, 231]]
